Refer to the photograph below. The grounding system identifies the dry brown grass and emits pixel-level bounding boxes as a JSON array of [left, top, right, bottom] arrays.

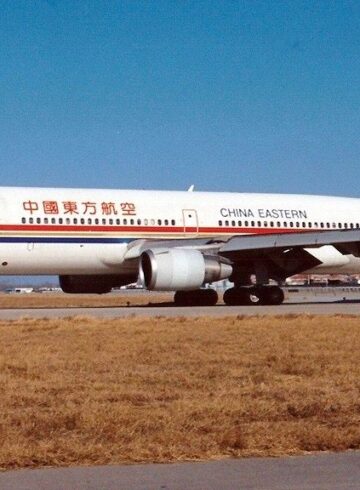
[[0, 292, 172, 309], [1, 314, 360, 470]]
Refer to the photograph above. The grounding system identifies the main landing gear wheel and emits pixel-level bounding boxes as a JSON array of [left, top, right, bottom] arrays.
[[223, 287, 259, 306], [223, 286, 284, 306], [256, 286, 285, 305], [174, 289, 219, 307]]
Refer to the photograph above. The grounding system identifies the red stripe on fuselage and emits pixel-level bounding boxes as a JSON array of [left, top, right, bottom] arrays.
[[0, 224, 314, 235]]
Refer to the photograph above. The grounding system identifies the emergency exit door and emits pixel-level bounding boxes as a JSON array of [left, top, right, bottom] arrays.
[[182, 209, 199, 237]]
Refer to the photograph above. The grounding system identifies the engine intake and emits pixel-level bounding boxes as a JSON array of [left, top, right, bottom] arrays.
[[140, 249, 232, 291]]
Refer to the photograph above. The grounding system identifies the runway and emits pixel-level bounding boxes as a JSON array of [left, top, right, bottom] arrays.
[[1, 451, 360, 490], [1, 287, 360, 319], [0, 300, 360, 319]]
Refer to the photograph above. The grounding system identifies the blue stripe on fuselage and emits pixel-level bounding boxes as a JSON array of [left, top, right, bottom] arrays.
[[0, 237, 134, 244]]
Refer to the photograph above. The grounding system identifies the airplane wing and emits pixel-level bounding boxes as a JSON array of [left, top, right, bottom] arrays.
[[219, 229, 360, 256], [218, 229, 360, 280], [124, 229, 360, 281], [124, 237, 225, 260]]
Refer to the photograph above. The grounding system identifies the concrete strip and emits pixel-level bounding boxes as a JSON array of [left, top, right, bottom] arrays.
[[1, 452, 360, 490], [1, 301, 360, 320]]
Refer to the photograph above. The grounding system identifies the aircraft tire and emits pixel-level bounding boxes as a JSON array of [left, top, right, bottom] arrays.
[[257, 286, 285, 305], [174, 289, 218, 307], [223, 287, 256, 306]]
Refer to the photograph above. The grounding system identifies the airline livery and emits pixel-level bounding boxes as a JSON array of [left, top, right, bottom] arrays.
[[1, 186, 360, 306]]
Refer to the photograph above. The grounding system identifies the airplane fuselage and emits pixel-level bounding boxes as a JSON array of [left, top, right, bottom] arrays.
[[1, 186, 360, 276]]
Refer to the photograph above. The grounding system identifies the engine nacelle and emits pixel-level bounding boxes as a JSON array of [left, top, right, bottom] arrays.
[[59, 274, 137, 294], [140, 249, 232, 291]]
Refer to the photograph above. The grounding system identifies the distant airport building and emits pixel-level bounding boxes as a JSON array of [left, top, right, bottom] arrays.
[[5, 287, 34, 294]]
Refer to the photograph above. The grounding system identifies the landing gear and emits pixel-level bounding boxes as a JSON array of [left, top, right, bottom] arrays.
[[174, 288, 219, 306], [223, 286, 284, 306], [257, 285, 285, 305], [223, 287, 259, 306]]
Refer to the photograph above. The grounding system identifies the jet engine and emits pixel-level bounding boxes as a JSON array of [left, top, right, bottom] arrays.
[[140, 249, 232, 291]]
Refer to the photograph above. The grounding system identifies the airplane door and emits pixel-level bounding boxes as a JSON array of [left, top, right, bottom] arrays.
[[182, 209, 199, 237]]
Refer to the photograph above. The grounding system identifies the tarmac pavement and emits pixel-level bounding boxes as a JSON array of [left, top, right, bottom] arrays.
[[1, 452, 360, 490]]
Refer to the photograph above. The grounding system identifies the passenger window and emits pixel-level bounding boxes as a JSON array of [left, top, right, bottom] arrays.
[[277, 221, 281, 228], [116, 219, 120, 225], [244, 220, 249, 227], [264, 221, 268, 227], [308, 223, 312, 228], [66, 218, 70, 225], [326, 222, 330, 228], [238, 221, 242, 227], [338, 223, 342, 229], [73, 218, 78, 224], [36, 218, 41, 224], [164, 219, 168, 226], [131, 219, 135, 225], [138, 219, 142, 225], [251, 221, 255, 227], [29, 217, 34, 224], [44, 217, 48, 224], [320, 223, 324, 228], [302, 222, 306, 228], [171, 219, 175, 226], [218, 220, 222, 226], [95, 218, 99, 225], [144, 219, 149, 226], [283, 222, 288, 227], [270, 221, 274, 227], [314, 222, 318, 228], [109, 219, 113, 225], [59, 218, 63, 224], [51, 218, 56, 224], [22, 217, 26, 224], [296, 222, 300, 228], [225, 220, 229, 226], [102, 218, 106, 225], [231, 220, 235, 226], [81, 218, 85, 225], [344, 223, 348, 229], [257, 221, 261, 227], [124, 219, 128, 225]]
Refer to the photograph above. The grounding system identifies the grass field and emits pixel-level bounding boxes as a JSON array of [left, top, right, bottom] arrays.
[[0, 292, 173, 309], [1, 314, 360, 470]]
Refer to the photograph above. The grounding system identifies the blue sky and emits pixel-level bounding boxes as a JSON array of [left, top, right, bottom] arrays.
[[1, 0, 360, 196]]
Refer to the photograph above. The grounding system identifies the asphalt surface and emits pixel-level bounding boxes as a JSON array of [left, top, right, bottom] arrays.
[[1, 301, 360, 319], [1, 287, 360, 319], [2, 452, 360, 490]]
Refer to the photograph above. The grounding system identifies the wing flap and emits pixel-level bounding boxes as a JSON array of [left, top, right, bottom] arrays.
[[220, 229, 360, 256]]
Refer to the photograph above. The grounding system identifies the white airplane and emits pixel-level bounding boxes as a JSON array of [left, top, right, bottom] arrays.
[[1, 186, 360, 306]]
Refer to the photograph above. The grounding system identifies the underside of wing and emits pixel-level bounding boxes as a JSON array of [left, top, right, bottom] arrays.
[[219, 229, 360, 280]]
